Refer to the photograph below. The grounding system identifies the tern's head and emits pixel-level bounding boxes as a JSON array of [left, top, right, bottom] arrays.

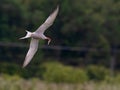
[[46, 37, 51, 45]]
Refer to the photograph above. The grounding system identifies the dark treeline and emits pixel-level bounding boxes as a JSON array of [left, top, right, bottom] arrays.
[[0, 0, 120, 68]]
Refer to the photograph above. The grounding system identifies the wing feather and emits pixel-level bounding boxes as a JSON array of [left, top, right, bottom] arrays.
[[35, 6, 59, 34], [23, 38, 39, 68]]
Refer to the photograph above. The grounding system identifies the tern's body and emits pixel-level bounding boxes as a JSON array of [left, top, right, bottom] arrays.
[[32, 32, 47, 39], [20, 6, 59, 68]]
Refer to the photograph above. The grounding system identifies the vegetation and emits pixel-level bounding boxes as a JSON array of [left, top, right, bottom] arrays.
[[0, 74, 120, 90], [0, 62, 119, 83], [86, 65, 109, 81], [0, 0, 120, 87], [42, 62, 88, 83], [0, 0, 120, 66]]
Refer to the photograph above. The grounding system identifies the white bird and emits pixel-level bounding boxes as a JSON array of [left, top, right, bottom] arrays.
[[20, 6, 59, 68]]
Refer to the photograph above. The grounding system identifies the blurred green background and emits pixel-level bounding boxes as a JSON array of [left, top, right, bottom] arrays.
[[0, 0, 120, 90]]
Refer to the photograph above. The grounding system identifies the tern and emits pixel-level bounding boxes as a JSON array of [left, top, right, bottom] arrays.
[[20, 6, 59, 68]]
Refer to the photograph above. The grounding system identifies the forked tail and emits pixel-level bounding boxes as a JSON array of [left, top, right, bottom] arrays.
[[20, 30, 32, 39]]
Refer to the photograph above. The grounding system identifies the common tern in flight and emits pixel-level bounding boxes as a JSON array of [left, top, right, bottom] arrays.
[[20, 6, 59, 68]]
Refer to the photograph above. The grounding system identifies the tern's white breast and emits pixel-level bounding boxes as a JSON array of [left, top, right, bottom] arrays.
[[32, 32, 47, 40]]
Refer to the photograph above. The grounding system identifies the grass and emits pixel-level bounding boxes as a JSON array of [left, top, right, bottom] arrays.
[[0, 74, 120, 90]]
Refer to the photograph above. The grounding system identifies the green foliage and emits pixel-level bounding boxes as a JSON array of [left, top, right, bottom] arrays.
[[42, 62, 88, 83], [0, 62, 88, 83], [0, 74, 120, 90], [0, 62, 44, 79], [0, 61, 120, 84], [86, 65, 109, 81], [0, 63, 21, 75], [113, 75, 120, 83], [0, 0, 120, 79], [104, 73, 120, 83]]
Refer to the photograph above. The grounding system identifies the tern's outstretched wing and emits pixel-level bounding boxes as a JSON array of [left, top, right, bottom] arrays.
[[35, 6, 59, 34], [23, 38, 39, 68]]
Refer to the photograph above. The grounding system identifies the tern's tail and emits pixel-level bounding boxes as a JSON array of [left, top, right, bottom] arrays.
[[20, 30, 32, 39]]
